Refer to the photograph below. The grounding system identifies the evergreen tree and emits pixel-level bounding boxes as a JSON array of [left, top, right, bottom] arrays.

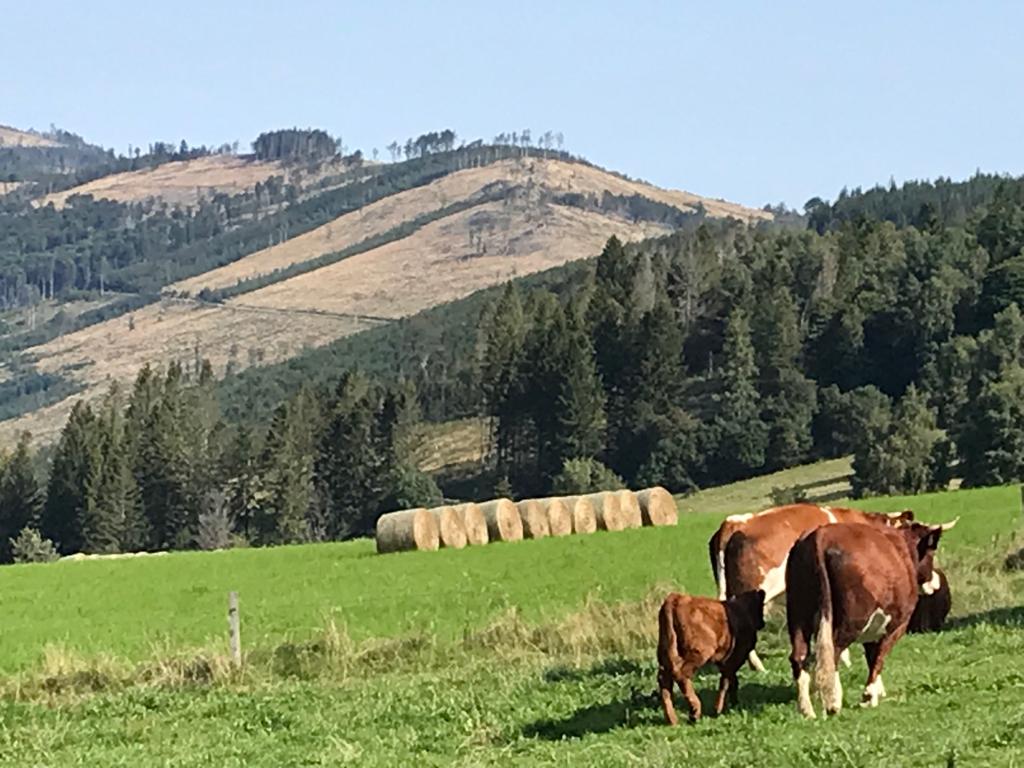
[[42, 402, 101, 553], [87, 387, 146, 552], [0, 432, 43, 562], [315, 372, 386, 539], [136, 364, 195, 549], [552, 313, 606, 468], [257, 399, 313, 545], [710, 308, 768, 480]]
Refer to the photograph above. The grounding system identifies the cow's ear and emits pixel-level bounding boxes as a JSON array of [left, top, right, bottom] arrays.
[[917, 526, 943, 556]]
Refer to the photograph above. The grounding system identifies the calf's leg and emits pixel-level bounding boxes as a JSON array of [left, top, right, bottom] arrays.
[[658, 668, 679, 725], [682, 674, 702, 722]]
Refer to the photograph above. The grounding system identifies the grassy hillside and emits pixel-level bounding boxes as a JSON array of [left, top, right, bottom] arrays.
[[0, 484, 1020, 765], [0, 156, 767, 445]]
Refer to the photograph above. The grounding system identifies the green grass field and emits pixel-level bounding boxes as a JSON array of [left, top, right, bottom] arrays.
[[0, 483, 1022, 765]]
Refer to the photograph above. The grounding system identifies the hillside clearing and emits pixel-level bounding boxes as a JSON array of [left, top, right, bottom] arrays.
[[171, 157, 769, 296], [0, 300, 379, 444], [0, 485, 1020, 765], [235, 199, 672, 318], [35, 154, 285, 209]]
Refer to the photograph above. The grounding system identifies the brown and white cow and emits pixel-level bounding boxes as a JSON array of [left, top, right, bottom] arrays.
[[785, 518, 957, 718], [707, 504, 914, 671]]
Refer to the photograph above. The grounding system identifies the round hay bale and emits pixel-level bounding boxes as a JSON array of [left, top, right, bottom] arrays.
[[617, 490, 643, 528], [375, 508, 439, 554], [584, 491, 627, 532], [539, 497, 572, 537], [427, 505, 468, 549], [636, 486, 678, 527], [479, 498, 524, 542], [561, 495, 597, 535], [453, 502, 489, 546], [516, 499, 550, 539]]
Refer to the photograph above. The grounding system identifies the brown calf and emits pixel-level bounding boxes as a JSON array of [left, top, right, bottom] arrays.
[[708, 504, 914, 671], [785, 518, 957, 718], [657, 589, 766, 724]]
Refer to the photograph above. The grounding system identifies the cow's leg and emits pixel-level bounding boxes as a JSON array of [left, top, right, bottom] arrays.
[[839, 648, 853, 668], [728, 671, 740, 706], [658, 667, 679, 725], [860, 641, 890, 708], [789, 630, 815, 719]]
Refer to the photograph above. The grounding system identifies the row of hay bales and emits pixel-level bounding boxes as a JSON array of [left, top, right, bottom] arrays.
[[375, 486, 677, 554]]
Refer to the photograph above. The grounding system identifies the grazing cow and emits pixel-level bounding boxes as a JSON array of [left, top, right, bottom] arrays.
[[657, 589, 766, 724], [707, 504, 914, 671], [908, 567, 951, 634], [785, 518, 957, 718]]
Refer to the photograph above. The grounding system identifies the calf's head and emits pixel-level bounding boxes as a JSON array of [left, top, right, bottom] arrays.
[[729, 588, 766, 633]]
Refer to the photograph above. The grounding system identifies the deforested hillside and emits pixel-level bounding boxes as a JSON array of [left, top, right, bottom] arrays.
[[35, 155, 286, 209], [0, 131, 769, 444]]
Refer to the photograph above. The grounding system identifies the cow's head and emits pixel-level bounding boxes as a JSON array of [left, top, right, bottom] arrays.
[[905, 518, 958, 588]]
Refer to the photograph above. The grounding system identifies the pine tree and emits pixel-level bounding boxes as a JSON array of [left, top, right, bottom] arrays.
[[257, 399, 313, 545], [749, 279, 817, 470], [0, 432, 43, 562], [136, 364, 195, 549], [86, 387, 146, 553], [551, 311, 606, 473], [710, 308, 769, 480], [42, 402, 102, 554], [315, 372, 386, 539]]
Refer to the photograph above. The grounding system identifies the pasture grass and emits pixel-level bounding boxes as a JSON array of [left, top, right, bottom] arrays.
[[0, 483, 1021, 765]]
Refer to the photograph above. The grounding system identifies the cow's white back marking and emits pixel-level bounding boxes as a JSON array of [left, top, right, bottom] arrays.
[[856, 608, 892, 643], [726, 512, 753, 523], [821, 505, 838, 524], [920, 571, 941, 595], [797, 670, 815, 718]]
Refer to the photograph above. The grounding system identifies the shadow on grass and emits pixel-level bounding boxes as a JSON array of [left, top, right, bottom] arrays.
[[543, 657, 644, 683], [947, 605, 1024, 630], [522, 681, 791, 740]]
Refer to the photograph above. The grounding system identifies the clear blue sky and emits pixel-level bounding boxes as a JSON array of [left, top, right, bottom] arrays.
[[2, 1, 1023, 209]]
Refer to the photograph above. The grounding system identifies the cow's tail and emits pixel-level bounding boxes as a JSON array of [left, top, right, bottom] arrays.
[[708, 527, 727, 601], [812, 536, 842, 714], [657, 596, 683, 725]]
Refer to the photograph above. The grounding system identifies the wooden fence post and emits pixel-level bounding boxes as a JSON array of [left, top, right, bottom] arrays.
[[228, 591, 241, 667]]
